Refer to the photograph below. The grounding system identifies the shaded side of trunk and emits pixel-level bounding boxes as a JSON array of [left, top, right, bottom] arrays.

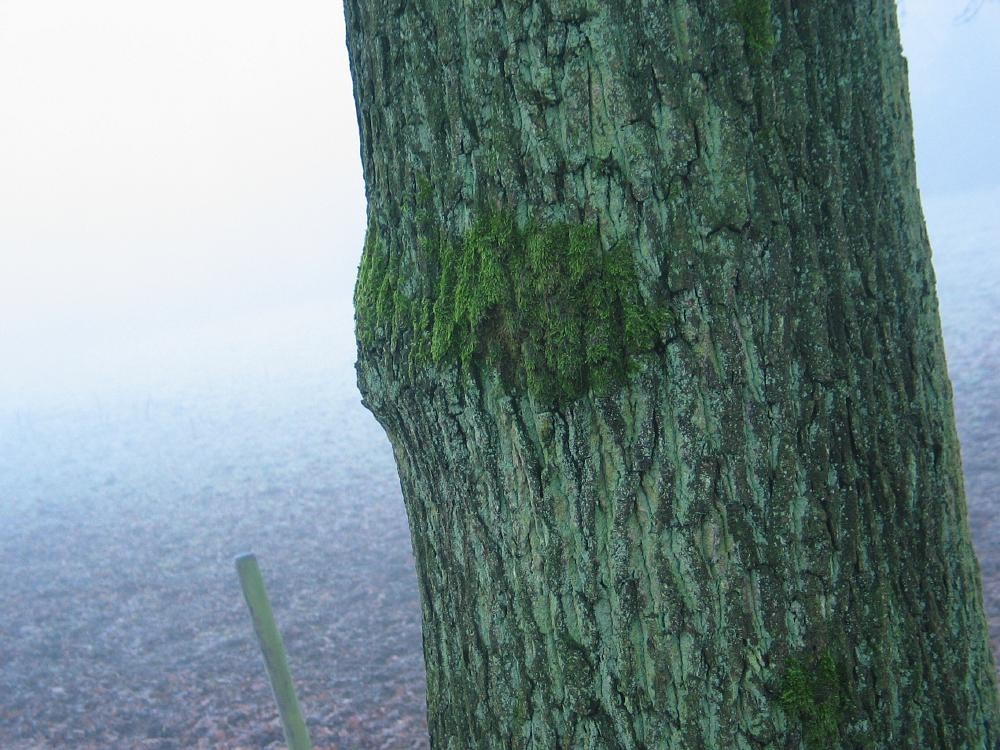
[[344, 1, 1000, 747]]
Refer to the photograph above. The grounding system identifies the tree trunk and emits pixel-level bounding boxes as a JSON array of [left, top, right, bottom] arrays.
[[343, 1, 1000, 747]]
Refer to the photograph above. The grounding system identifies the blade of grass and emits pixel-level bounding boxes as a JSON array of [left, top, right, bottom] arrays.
[[235, 553, 313, 750]]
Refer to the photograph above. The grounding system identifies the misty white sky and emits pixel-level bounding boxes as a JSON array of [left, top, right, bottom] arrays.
[[0, 1, 997, 403]]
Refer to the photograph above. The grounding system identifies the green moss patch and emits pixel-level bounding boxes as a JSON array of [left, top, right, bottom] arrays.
[[779, 650, 843, 747], [355, 212, 670, 405], [732, 0, 775, 58]]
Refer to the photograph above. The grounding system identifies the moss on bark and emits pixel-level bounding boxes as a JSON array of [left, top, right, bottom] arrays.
[[732, 0, 775, 58], [779, 650, 844, 748], [356, 212, 672, 405]]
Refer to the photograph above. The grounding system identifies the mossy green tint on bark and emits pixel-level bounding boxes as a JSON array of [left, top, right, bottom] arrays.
[[731, 0, 775, 58], [356, 212, 669, 404], [779, 650, 844, 748], [344, 0, 1000, 747]]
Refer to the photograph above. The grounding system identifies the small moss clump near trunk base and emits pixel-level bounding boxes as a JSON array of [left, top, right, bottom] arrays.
[[779, 649, 845, 747], [732, 0, 775, 58]]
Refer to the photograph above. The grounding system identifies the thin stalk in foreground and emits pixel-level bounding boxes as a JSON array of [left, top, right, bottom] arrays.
[[235, 553, 313, 750]]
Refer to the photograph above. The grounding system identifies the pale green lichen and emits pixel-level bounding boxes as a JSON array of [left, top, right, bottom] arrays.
[[356, 210, 671, 405]]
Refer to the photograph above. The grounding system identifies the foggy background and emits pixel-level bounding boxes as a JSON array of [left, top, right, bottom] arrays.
[[0, 1, 997, 403], [0, 0, 364, 405], [0, 1, 998, 748], [1, 1, 998, 401]]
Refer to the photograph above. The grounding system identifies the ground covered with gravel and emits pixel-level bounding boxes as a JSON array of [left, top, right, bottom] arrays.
[[0, 328, 427, 749]]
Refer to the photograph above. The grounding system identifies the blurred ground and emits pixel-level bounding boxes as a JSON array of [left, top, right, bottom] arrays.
[[927, 187, 1000, 676], [0, 304, 429, 749]]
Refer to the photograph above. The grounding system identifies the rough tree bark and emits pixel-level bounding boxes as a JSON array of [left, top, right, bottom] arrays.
[[343, 1, 1000, 747]]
